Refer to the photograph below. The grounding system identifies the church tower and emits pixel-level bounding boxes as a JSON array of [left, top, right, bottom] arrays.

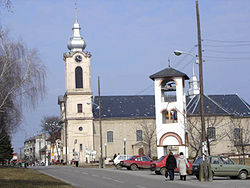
[[150, 66, 189, 158], [62, 6, 93, 164]]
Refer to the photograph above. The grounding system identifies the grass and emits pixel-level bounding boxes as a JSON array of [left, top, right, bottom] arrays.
[[0, 167, 75, 188]]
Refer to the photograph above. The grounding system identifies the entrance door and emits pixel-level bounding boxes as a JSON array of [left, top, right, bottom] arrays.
[[138, 148, 144, 155], [163, 146, 168, 155]]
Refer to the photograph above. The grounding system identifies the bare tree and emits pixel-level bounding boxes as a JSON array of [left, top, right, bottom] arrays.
[[0, 28, 46, 138], [41, 116, 61, 161], [226, 117, 250, 164], [139, 120, 156, 158], [0, 0, 11, 10], [187, 116, 232, 160]]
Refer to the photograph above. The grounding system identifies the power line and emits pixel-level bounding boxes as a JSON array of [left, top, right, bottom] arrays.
[[203, 38, 250, 43], [204, 44, 250, 47], [204, 56, 250, 60], [204, 49, 250, 54]]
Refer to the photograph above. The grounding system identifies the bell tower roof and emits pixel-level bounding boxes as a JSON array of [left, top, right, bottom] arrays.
[[67, 2, 86, 52], [149, 67, 189, 80]]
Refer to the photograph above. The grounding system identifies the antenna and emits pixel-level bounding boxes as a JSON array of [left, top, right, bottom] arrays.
[[168, 56, 171, 67]]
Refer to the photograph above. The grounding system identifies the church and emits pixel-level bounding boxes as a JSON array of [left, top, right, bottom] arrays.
[[58, 9, 250, 164]]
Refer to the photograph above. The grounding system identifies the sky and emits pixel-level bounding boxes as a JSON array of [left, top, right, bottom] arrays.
[[1, 0, 250, 153]]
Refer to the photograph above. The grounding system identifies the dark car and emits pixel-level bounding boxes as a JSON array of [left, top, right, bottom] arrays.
[[119, 155, 153, 171], [192, 155, 250, 179], [150, 155, 193, 175]]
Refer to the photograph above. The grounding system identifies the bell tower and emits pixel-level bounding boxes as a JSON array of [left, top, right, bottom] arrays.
[[150, 66, 189, 158], [62, 4, 93, 164]]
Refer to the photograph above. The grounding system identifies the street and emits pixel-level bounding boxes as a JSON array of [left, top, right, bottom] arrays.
[[31, 166, 249, 188]]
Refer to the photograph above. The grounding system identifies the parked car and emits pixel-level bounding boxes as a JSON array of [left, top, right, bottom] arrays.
[[119, 155, 153, 170], [192, 155, 250, 180], [150, 155, 193, 175], [114, 155, 132, 169]]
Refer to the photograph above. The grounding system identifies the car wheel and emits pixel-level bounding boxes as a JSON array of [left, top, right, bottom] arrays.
[[130, 164, 138, 171], [116, 164, 122, 170], [155, 171, 161, 175], [127, 167, 131, 170], [160, 167, 166, 175], [238, 170, 247, 180]]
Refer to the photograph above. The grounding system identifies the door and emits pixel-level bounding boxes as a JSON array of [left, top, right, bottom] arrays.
[[138, 148, 144, 155], [210, 156, 222, 176], [142, 156, 152, 168], [219, 156, 237, 176]]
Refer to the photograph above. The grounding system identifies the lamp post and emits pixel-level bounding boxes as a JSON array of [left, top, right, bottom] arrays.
[[87, 76, 103, 168], [123, 138, 127, 155], [104, 143, 107, 159], [174, 49, 209, 180]]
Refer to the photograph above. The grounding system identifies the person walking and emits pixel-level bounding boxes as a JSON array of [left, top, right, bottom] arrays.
[[177, 152, 189, 181], [165, 152, 177, 181]]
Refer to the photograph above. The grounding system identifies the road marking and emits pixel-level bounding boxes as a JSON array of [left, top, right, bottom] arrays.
[[136, 185, 146, 188], [112, 179, 124, 184], [92, 174, 100, 177], [102, 176, 112, 180], [81, 172, 88, 175]]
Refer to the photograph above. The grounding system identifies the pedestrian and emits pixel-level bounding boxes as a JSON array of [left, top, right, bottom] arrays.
[[177, 152, 189, 181], [165, 151, 177, 181], [113, 153, 117, 161]]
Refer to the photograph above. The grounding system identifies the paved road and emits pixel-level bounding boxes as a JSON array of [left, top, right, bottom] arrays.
[[31, 166, 249, 188]]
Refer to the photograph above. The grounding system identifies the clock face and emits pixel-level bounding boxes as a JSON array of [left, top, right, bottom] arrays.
[[75, 55, 82, 63]]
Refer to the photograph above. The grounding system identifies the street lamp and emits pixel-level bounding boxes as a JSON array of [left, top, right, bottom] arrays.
[[87, 76, 103, 168], [174, 49, 208, 179], [123, 138, 127, 155]]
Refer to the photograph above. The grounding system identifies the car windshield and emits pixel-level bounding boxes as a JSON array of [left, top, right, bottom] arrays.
[[220, 157, 234, 164], [194, 157, 203, 164], [156, 156, 165, 162], [127, 156, 135, 160]]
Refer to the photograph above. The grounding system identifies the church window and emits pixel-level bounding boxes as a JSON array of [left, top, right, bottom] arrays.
[[207, 127, 216, 140], [77, 104, 82, 113], [78, 126, 83, 131], [170, 110, 178, 123], [80, 144, 83, 151], [234, 128, 241, 145], [75, 66, 83, 88], [107, 131, 113, 143], [136, 130, 143, 141], [234, 128, 241, 140], [161, 79, 177, 102], [162, 110, 169, 124]]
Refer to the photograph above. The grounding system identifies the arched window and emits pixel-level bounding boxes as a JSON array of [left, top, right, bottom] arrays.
[[170, 110, 178, 123], [162, 109, 178, 124], [161, 79, 177, 102], [75, 66, 83, 88], [162, 110, 169, 124]]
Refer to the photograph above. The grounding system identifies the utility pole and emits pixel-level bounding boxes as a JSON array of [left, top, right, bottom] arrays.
[[98, 76, 103, 168], [196, 0, 210, 181]]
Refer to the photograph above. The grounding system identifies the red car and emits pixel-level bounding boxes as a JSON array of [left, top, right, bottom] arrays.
[[150, 155, 193, 175], [120, 155, 153, 171]]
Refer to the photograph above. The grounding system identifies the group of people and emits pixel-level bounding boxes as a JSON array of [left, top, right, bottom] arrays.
[[165, 152, 189, 181]]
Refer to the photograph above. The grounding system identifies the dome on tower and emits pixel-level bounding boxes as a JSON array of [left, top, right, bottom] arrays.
[[67, 5, 86, 52]]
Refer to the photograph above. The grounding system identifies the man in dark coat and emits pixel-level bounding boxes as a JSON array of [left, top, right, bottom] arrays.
[[165, 152, 177, 180]]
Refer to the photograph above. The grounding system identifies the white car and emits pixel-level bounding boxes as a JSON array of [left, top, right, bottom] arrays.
[[114, 155, 132, 169]]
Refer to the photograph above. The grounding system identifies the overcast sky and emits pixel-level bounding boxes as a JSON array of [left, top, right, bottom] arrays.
[[1, 0, 250, 152]]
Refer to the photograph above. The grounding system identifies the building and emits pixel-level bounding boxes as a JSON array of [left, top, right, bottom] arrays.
[[58, 7, 250, 164]]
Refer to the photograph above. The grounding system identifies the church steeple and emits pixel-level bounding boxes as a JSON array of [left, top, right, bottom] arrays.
[[67, 2, 86, 52], [188, 63, 200, 96]]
